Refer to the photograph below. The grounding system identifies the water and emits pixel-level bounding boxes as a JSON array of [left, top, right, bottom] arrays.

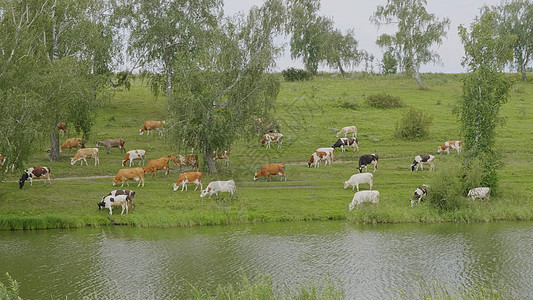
[[0, 221, 532, 299]]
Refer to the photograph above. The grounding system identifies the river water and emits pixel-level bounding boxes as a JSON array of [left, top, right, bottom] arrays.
[[0, 221, 532, 299]]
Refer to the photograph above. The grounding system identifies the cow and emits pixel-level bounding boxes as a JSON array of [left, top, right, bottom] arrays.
[[169, 154, 198, 170], [316, 147, 335, 161], [98, 190, 136, 214], [70, 148, 99, 166], [122, 150, 146, 167], [57, 122, 67, 137], [344, 173, 373, 192], [411, 155, 435, 172], [349, 190, 380, 211], [139, 120, 165, 136], [144, 157, 170, 177], [96, 138, 126, 154], [332, 137, 359, 152], [60, 138, 84, 152], [112, 168, 145, 187], [358, 154, 378, 173], [308, 151, 332, 168], [437, 140, 462, 155], [467, 187, 490, 200], [200, 180, 237, 199], [18, 167, 52, 189], [98, 194, 130, 215], [173, 172, 203, 191], [336, 126, 357, 138], [254, 163, 286, 181], [260, 133, 283, 149], [212, 151, 230, 166], [412, 184, 429, 207]]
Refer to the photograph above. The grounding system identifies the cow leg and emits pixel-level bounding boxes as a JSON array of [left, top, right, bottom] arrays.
[[109, 206, 113, 215], [29, 177, 33, 187], [121, 204, 125, 215], [356, 184, 359, 192]]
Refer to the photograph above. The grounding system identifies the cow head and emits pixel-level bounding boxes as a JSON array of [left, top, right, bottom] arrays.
[[253, 173, 260, 180], [112, 180, 117, 186], [200, 187, 210, 198], [172, 183, 179, 191], [343, 181, 349, 189], [410, 161, 418, 172], [18, 173, 28, 189]]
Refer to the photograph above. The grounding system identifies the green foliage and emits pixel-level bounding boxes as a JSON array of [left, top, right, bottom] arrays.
[[395, 107, 433, 139], [381, 49, 398, 74], [282, 67, 313, 81], [372, 0, 450, 87], [458, 11, 514, 189], [366, 93, 404, 108], [426, 166, 463, 210], [0, 273, 21, 300]]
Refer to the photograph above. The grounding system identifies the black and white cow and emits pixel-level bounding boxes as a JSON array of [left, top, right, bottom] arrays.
[[411, 155, 435, 171], [18, 167, 52, 189], [332, 138, 359, 152], [358, 154, 378, 173], [98, 190, 136, 214], [412, 184, 429, 207]]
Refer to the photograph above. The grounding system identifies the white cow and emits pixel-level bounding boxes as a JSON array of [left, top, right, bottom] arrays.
[[98, 194, 130, 215], [344, 173, 373, 192], [122, 149, 146, 167], [412, 184, 429, 207], [467, 187, 490, 200], [349, 190, 380, 211], [200, 180, 237, 198], [336, 126, 357, 138]]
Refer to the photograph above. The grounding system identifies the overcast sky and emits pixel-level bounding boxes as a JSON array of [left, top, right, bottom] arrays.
[[224, 0, 503, 73]]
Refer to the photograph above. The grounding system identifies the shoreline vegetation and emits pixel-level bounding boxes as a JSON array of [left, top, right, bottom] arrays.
[[1, 73, 532, 230]]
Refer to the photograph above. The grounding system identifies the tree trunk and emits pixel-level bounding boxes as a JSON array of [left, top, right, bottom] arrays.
[[203, 146, 218, 173], [413, 69, 425, 88], [521, 64, 527, 81], [337, 61, 346, 78], [49, 131, 60, 161]]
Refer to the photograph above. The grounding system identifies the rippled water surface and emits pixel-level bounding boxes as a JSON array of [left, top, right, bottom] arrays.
[[1, 221, 532, 299]]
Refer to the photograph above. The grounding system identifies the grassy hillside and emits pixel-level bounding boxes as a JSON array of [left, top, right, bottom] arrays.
[[1, 73, 532, 230]]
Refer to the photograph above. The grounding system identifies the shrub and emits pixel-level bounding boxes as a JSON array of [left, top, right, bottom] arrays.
[[395, 107, 433, 139], [281, 68, 313, 82], [339, 99, 359, 110], [427, 166, 463, 210], [366, 93, 404, 108]]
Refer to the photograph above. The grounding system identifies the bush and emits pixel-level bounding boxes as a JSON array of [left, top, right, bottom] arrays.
[[427, 166, 463, 210], [281, 68, 313, 82], [395, 107, 433, 139], [366, 93, 404, 108]]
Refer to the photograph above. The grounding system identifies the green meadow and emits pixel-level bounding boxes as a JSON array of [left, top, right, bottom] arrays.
[[1, 73, 532, 230]]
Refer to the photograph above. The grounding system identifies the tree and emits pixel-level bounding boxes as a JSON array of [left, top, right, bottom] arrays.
[[166, 1, 284, 173], [490, 0, 533, 81], [372, 0, 450, 88], [320, 28, 363, 78], [458, 11, 515, 190]]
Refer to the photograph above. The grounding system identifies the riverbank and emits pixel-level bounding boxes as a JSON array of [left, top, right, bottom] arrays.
[[1, 73, 532, 230]]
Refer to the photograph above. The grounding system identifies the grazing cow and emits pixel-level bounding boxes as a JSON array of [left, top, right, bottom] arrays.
[[254, 163, 286, 181], [260, 133, 283, 149], [344, 173, 373, 192], [169, 154, 198, 170], [200, 180, 237, 198], [308, 151, 332, 168], [467, 187, 490, 200], [332, 138, 359, 152], [71, 148, 99, 166], [411, 155, 435, 172], [412, 184, 429, 207], [173, 172, 203, 191], [57, 122, 67, 137], [96, 138, 126, 154], [60, 138, 84, 152], [358, 154, 379, 173], [18, 167, 52, 189], [144, 157, 170, 177], [212, 151, 230, 166], [112, 168, 145, 187], [98, 194, 130, 215], [98, 190, 136, 214], [349, 190, 380, 211], [336, 126, 357, 138], [437, 140, 463, 155], [122, 150, 146, 167], [139, 120, 165, 136], [317, 147, 335, 161]]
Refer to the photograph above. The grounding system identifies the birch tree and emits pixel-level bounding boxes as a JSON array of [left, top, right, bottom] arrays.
[[372, 0, 450, 88]]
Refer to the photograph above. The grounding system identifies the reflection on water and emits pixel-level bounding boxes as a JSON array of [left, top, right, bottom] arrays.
[[0, 221, 532, 299]]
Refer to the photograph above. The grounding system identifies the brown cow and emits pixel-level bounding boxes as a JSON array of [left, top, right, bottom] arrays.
[[212, 151, 230, 166], [172, 172, 203, 191], [112, 168, 145, 187], [96, 138, 126, 154], [60, 138, 84, 152], [144, 157, 170, 177], [139, 120, 164, 135], [57, 122, 67, 137], [253, 163, 286, 181]]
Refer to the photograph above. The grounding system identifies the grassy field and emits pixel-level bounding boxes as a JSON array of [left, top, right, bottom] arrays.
[[1, 73, 532, 230]]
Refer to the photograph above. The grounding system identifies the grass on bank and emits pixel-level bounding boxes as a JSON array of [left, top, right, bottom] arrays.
[[1, 72, 532, 230]]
